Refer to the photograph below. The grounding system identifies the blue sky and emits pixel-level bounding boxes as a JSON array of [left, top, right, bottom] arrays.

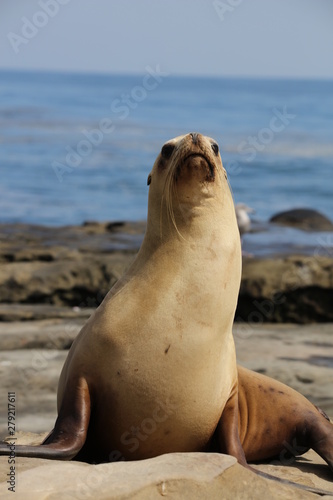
[[1, 0, 333, 79]]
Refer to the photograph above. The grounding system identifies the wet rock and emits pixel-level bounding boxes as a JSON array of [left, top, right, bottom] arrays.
[[270, 208, 333, 231]]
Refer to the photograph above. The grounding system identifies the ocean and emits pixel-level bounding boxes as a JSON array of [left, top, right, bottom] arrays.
[[0, 69, 332, 254]]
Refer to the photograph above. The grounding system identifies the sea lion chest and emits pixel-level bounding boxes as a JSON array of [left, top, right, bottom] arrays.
[[66, 264, 237, 460]]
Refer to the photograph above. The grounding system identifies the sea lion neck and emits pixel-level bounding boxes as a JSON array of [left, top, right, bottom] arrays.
[[133, 209, 242, 283]]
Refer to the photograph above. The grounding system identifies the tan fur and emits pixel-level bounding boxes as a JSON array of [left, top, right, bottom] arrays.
[[57, 133, 242, 460]]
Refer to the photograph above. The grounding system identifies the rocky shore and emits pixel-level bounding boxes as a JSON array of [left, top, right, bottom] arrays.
[[0, 221, 332, 498], [1, 221, 332, 322]]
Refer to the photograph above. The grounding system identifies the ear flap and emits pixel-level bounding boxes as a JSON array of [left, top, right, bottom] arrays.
[[147, 174, 152, 186]]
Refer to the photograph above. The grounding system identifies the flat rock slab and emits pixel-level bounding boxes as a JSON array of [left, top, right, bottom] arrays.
[[234, 322, 333, 416], [0, 316, 88, 350], [1, 447, 330, 499], [0, 304, 94, 323], [0, 348, 66, 435]]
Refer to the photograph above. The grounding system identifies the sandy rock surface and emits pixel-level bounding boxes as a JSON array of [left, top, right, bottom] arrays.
[[1, 438, 333, 499], [234, 322, 333, 416]]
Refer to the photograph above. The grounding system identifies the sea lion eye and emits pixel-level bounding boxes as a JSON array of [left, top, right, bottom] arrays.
[[211, 142, 219, 156], [147, 174, 152, 186], [161, 143, 175, 160]]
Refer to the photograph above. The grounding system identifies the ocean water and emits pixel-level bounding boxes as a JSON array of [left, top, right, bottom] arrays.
[[0, 70, 332, 243]]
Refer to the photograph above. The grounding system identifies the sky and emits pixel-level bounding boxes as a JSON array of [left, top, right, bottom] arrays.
[[0, 0, 333, 79]]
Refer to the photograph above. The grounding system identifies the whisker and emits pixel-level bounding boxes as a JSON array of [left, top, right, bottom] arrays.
[[162, 159, 185, 240]]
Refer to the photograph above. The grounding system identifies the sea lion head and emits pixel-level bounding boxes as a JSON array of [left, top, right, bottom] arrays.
[[146, 133, 236, 238]]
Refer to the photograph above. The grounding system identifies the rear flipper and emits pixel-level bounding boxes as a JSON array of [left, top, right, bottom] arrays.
[[216, 380, 247, 467], [308, 410, 333, 472], [0, 377, 90, 460], [237, 365, 333, 471]]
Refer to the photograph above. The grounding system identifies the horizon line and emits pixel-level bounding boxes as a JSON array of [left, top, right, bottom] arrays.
[[1, 66, 333, 83]]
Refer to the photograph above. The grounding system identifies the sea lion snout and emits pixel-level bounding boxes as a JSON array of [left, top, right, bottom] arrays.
[[160, 133, 218, 160], [175, 133, 218, 184], [189, 132, 199, 144], [178, 153, 215, 183], [149, 133, 228, 214], [159, 133, 203, 161], [189, 132, 219, 157]]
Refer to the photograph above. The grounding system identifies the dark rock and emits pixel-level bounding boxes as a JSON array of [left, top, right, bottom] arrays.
[[0, 222, 142, 307], [105, 221, 126, 231], [270, 208, 333, 231], [236, 255, 333, 323], [0, 254, 134, 307], [1, 222, 333, 323], [0, 221, 145, 261]]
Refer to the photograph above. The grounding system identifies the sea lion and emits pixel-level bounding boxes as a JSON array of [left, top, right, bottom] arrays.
[[1, 133, 332, 494]]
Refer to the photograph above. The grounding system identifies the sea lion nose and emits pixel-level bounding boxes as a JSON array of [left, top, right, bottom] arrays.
[[189, 132, 199, 145]]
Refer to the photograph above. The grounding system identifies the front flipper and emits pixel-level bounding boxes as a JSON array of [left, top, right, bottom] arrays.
[[0, 377, 90, 460]]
